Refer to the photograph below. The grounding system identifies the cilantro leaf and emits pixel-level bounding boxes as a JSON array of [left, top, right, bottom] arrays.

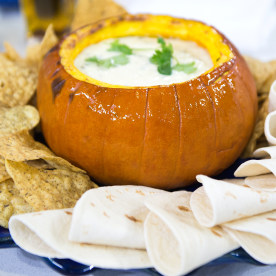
[[85, 54, 129, 68], [86, 56, 112, 68], [111, 54, 129, 65], [173, 61, 197, 74], [150, 37, 173, 75], [108, 39, 133, 55], [157, 37, 166, 47], [85, 56, 99, 63]]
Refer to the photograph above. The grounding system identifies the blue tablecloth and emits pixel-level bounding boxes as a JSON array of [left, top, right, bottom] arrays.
[[1, 247, 276, 276]]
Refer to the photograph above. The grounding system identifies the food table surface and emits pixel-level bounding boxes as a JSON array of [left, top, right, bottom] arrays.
[[1, 247, 276, 276], [1, 0, 276, 275]]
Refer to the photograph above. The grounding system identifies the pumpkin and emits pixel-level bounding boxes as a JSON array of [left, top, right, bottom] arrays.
[[37, 14, 257, 190]]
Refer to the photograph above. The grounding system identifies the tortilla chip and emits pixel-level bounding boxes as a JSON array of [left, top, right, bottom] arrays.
[[241, 56, 276, 157], [71, 0, 127, 30], [242, 96, 269, 157], [0, 106, 39, 137], [26, 24, 58, 68], [0, 54, 38, 107], [0, 25, 58, 108], [5, 160, 96, 211], [0, 130, 84, 172], [0, 130, 52, 159], [0, 179, 33, 228], [244, 56, 276, 94], [0, 156, 10, 182], [3, 42, 22, 61], [39, 25, 58, 57], [25, 159, 55, 170]]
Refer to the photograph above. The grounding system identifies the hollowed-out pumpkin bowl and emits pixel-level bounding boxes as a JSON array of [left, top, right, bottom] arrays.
[[37, 14, 257, 190]]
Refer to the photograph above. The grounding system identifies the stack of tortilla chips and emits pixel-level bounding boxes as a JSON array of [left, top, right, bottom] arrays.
[[0, 0, 130, 229], [0, 25, 96, 228]]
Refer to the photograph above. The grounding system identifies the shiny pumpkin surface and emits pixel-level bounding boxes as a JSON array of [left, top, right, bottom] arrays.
[[37, 14, 257, 189]]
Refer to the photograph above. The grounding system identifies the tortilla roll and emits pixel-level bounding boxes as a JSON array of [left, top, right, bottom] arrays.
[[265, 110, 276, 145], [144, 191, 238, 276], [9, 208, 151, 269], [244, 56, 276, 94], [9, 209, 65, 258], [254, 146, 276, 158], [223, 210, 276, 264], [268, 80, 276, 112], [234, 159, 276, 177], [245, 174, 276, 192], [191, 175, 276, 227], [69, 185, 167, 249]]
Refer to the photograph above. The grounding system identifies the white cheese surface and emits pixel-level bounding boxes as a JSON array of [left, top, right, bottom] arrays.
[[74, 36, 213, 87]]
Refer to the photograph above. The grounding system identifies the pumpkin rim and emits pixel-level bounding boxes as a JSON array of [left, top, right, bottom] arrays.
[[59, 14, 234, 89]]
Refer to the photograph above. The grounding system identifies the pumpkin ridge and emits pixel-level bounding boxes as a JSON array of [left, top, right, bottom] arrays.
[[231, 63, 256, 154], [222, 69, 244, 151], [229, 69, 248, 150], [203, 59, 230, 87], [101, 91, 116, 182], [139, 88, 149, 183], [63, 81, 78, 125], [217, 146, 235, 153], [200, 79, 217, 154], [172, 84, 182, 180]]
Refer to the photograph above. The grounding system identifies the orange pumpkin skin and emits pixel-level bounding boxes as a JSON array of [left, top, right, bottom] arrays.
[[37, 14, 257, 190]]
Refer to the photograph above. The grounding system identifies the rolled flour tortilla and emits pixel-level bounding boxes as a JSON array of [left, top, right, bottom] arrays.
[[9, 185, 165, 269], [268, 80, 276, 113], [265, 80, 276, 144], [234, 159, 276, 177], [265, 110, 276, 145], [144, 191, 238, 276], [223, 210, 276, 264], [69, 185, 167, 249], [9, 209, 151, 269], [190, 175, 276, 227], [245, 174, 276, 192], [254, 146, 276, 159]]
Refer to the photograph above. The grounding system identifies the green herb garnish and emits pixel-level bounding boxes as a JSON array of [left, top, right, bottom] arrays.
[[108, 39, 133, 55], [85, 54, 129, 68], [173, 61, 197, 74], [85, 38, 198, 74], [150, 37, 173, 75], [85, 39, 132, 68]]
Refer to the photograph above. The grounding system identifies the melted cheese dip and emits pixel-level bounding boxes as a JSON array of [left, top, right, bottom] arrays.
[[74, 36, 213, 87]]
